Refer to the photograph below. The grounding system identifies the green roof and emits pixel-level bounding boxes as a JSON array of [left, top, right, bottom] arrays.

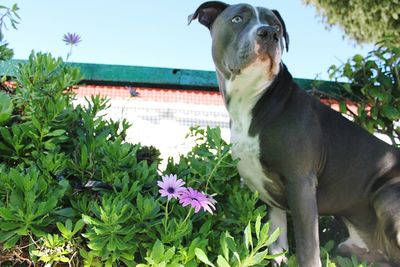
[[0, 59, 342, 96]]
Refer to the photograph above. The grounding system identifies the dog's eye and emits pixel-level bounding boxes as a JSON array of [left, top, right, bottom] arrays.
[[273, 25, 280, 32], [231, 16, 243, 23]]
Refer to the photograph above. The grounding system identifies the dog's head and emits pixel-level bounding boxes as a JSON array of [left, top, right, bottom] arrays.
[[189, 1, 289, 84]]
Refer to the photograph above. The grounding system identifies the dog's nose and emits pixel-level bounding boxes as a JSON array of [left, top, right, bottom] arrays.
[[256, 25, 279, 42]]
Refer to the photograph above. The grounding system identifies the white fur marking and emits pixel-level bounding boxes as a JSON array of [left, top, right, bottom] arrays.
[[339, 219, 369, 251], [253, 6, 261, 24], [227, 60, 280, 206], [269, 207, 288, 264], [248, 6, 270, 40], [397, 231, 400, 247]]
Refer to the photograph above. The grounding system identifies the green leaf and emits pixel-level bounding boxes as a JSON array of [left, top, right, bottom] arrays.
[[0, 207, 15, 220], [244, 222, 253, 251], [0, 230, 17, 243], [233, 252, 241, 265], [0, 221, 19, 231], [353, 54, 364, 64], [44, 141, 57, 150], [164, 246, 176, 262], [195, 248, 215, 267], [73, 219, 85, 234], [264, 228, 281, 247], [339, 101, 347, 114], [216, 256, 231, 267], [259, 222, 270, 244], [81, 145, 88, 167], [225, 232, 237, 253], [44, 129, 66, 137], [382, 105, 400, 120], [59, 257, 70, 263], [324, 240, 335, 252], [252, 250, 269, 264], [152, 240, 165, 263], [53, 207, 76, 218], [264, 251, 286, 260], [56, 221, 69, 236], [0, 91, 13, 124], [3, 234, 19, 249], [220, 233, 229, 260], [255, 215, 261, 240], [31, 116, 41, 131], [65, 219, 73, 231], [199, 220, 212, 236], [82, 214, 95, 224], [343, 63, 353, 78]]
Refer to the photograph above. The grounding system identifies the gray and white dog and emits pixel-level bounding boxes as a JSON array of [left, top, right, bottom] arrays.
[[189, 2, 400, 267]]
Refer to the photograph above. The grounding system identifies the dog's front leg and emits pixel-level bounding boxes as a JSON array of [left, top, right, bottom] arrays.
[[269, 207, 288, 266], [287, 176, 321, 267]]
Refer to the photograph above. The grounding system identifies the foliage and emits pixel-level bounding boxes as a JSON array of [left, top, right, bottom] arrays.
[[81, 194, 138, 266], [327, 40, 400, 145], [194, 214, 283, 267], [31, 232, 81, 266], [0, 52, 287, 266], [303, 0, 400, 43], [0, 9, 384, 266], [0, 3, 19, 61], [0, 167, 69, 249], [0, 90, 12, 124], [0, 42, 13, 61]]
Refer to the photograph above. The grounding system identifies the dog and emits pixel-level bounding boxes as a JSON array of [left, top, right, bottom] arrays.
[[189, 2, 400, 266]]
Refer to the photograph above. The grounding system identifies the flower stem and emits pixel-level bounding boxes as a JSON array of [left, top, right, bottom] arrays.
[[205, 152, 229, 193], [163, 198, 170, 234], [66, 44, 73, 62], [182, 207, 193, 224]]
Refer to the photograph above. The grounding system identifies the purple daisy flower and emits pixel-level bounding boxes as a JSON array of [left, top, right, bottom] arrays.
[[62, 32, 82, 46], [179, 187, 216, 214], [157, 174, 186, 200]]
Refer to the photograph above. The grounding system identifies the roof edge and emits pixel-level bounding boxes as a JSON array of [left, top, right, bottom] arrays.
[[0, 59, 343, 95]]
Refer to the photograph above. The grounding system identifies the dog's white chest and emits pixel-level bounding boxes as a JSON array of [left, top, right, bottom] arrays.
[[227, 67, 282, 207], [230, 115, 282, 207]]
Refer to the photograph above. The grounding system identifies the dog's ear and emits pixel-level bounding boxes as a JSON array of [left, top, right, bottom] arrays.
[[188, 1, 229, 29], [272, 10, 290, 52]]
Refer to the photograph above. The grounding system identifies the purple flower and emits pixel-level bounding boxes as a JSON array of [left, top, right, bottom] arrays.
[[179, 187, 216, 214], [62, 33, 81, 46], [157, 174, 186, 200]]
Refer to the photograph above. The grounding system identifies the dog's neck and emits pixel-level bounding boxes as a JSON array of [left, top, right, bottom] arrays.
[[255, 62, 293, 101], [249, 63, 296, 136]]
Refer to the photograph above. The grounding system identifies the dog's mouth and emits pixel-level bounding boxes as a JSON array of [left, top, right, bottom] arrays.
[[256, 41, 279, 59], [223, 38, 282, 81], [228, 45, 280, 81], [256, 43, 282, 77]]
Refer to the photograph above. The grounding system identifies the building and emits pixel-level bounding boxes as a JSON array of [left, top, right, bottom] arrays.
[[0, 60, 345, 161]]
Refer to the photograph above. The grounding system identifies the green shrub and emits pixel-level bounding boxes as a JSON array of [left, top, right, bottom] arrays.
[[82, 194, 138, 266], [0, 4, 19, 62], [0, 44, 375, 267], [328, 39, 400, 145], [0, 167, 68, 248], [0, 52, 285, 266]]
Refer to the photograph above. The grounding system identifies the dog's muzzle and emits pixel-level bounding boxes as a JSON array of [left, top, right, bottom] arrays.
[[256, 25, 280, 43]]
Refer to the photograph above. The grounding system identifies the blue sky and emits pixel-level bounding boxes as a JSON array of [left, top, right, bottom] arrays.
[[3, 0, 373, 80]]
